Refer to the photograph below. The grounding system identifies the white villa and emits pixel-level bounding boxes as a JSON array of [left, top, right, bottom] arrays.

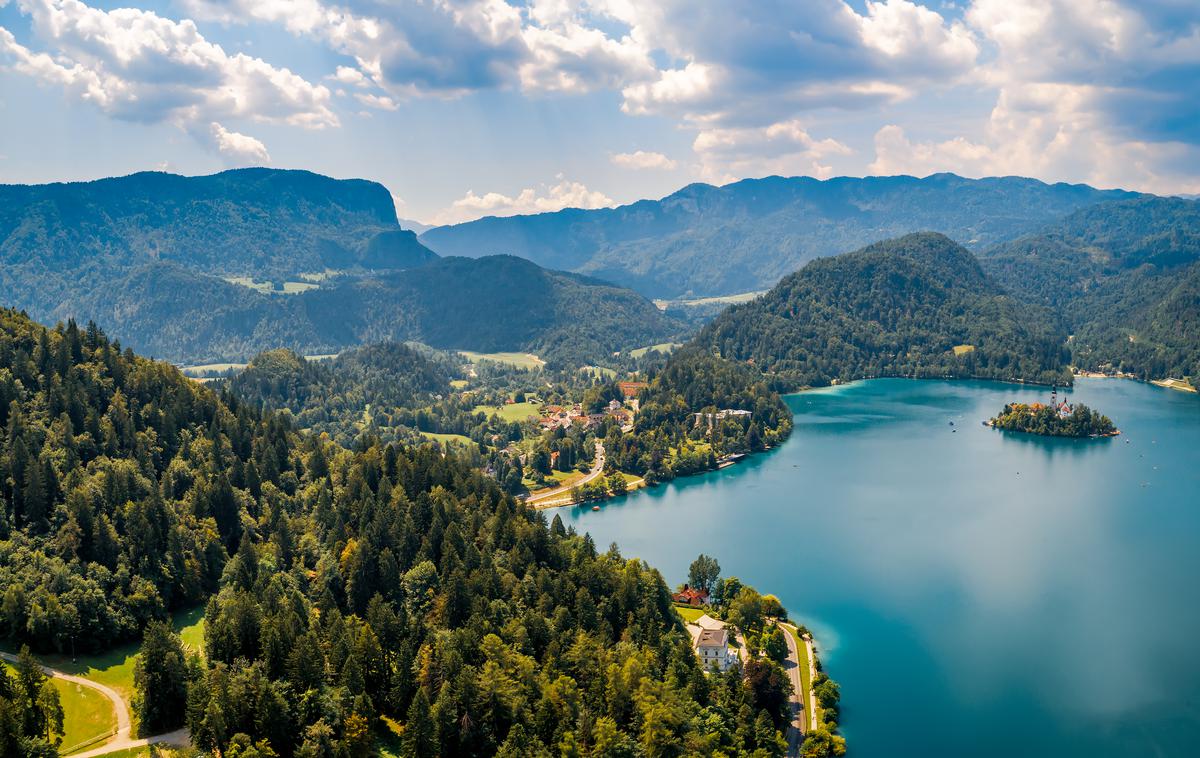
[[688, 613, 739, 672]]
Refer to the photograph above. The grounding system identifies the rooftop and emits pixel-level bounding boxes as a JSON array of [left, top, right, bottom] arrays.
[[697, 629, 728, 648]]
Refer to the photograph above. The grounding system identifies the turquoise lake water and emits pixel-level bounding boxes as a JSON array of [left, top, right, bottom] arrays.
[[563, 378, 1200, 757]]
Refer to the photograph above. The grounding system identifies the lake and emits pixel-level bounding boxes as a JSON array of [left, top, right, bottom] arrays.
[[563, 378, 1200, 757]]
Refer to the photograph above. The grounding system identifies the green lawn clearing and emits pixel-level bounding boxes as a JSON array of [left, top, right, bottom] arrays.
[[3, 660, 117, 757], [420, 431, 474, 446], [473, 401, 541, 422], [458, 350, 545, 369], [630, 342, 682, 358], [674, 605, 706, 623], [952, 344, 976, 356]]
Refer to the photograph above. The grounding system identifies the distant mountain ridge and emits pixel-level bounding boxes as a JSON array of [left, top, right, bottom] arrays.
[[694, 232, 1072, 389], [0, 168, 679, 367], [419, 173, 1141, 299], [980, 196, 1200, 380]]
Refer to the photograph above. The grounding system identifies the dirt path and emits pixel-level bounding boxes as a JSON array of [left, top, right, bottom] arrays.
[[0, 650, 189, 757]]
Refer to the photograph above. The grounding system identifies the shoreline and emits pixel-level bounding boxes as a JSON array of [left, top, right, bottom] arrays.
[[983, 419, 1121, 438]]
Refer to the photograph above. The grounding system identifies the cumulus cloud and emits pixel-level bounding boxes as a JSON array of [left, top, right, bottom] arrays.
[[0, 0, 335, 158], [610, 150, 677, 170], [432, 176, 614, 225], [868, 1, 1200, 195], [355, 92, 398, 111], [693, 120, 853, 182], [204, 122, 271, 164]]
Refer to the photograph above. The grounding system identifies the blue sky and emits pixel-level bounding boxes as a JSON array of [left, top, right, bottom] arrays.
[[1, 0, 1197, 224]]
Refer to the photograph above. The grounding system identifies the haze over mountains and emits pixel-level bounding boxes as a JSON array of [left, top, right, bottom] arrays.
[[419, 174, 1139, 299]]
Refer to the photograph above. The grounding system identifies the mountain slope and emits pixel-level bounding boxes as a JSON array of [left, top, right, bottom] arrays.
[[981, 197, 1200, 379], [0, 308, 800, 756], [695, 233, 1071, 389], [0, 170, 679, 368], [420, 173, 1140, 298], [56, 255, 682, 367]]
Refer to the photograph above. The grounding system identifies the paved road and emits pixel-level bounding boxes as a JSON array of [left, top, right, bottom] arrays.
[[0, 651, 189, 757], [776, 622, 807, 756], [525, 441, 606, 506]]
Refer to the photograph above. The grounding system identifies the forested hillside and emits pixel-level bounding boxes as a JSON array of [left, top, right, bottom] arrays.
[[981, 198, 1200, 381], [0, 170, 683, 370], [53, 255, 682, 368], [0, 308, 803, 756], [420, 173, 1138, 298], [0, 168, 429, 288], [695, 233, 1072, 389]]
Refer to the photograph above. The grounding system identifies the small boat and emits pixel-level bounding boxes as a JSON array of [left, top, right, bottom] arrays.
[[591, 505, 601, 511], [949, 421, 955, 426]]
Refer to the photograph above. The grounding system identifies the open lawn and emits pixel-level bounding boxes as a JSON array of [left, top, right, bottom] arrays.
[[474, 401, 541, 422], [420, 431, 475, 446], [674, 605, 706, 623], [4, 661, 118, 756], [653, 292, 764, 310], [180, 362, 246, 376], [20, 605, 206, 735], [630, 342, 682, 358], [458, 350, 545, 369], [1152, 377, 1197, 393], [449, 379, 470, 389], [579, 365, 618, 378], [952, 344, 976, 356], [525, 468, 587, 493]]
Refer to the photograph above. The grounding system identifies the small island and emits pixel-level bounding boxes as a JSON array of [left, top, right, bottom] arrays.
[[988, 392, 1118, 438]]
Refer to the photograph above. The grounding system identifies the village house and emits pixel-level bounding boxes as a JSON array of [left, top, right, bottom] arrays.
[[686, 613, 738, 672], [672, 585, 709, 606], [696, 629, 737, 672], [692, 408, 753, 429]]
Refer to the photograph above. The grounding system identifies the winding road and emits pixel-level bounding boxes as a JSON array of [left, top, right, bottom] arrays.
[[0, 651, 189, 757], [525, 441, 606, 507]]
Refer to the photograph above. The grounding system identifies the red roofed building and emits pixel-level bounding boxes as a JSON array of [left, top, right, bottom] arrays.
[[672, 585, 709, 606], [618, 381, 648, 399]]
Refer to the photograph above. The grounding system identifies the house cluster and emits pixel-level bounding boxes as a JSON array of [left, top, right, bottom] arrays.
[[537, 398, 635, 433], [692, 408, 753, 429]]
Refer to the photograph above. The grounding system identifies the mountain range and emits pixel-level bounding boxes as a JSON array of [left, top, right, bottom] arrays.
[[0, 170, 680, 366], [419, 173, 1139, 299]]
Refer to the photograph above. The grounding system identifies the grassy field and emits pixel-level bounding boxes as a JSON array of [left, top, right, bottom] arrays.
[[3, 661, 118, 756], [18, 605, 206, 736], [94, 748, 198, 758], [630, 342, 682, 358], [579, 365, 618, 379], [525, 468, 588, 493], [674, 605, 707, 623], [653, 292, 764, 310], [458, 350, 545, 369], [1152, 377, 1197, 393], [952, 344, 976, 356], [180, 362, 246, 376], [473, 401, 541, 422], [420, 431, 475, 445], [449, 379, 470, 389]]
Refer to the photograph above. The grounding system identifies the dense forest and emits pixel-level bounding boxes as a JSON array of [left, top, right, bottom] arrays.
[[1, 647, 64, 757], [694, 233, 1072, 390], [981, 197, 1200, 382], [421, 173, 1136, 298], [48, 254, 682, 368], [606, 349, 794, 483], [989, 402, 1117, 437], [0, 308, 820, 757]]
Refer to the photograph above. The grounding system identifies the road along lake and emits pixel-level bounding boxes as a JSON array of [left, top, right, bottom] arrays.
[[564, 378, 1200, 757]]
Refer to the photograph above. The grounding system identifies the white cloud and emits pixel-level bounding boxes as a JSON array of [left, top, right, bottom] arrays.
[[693, 120, 852, 182], [331, 65, 369, 87], [355, 92, 398, 111], [432, 176, 614, 225], [861, 1, 1200, 194], [610, 150, 677, 170], [0, 0, 335, 158], [205, 121, 271, 164]]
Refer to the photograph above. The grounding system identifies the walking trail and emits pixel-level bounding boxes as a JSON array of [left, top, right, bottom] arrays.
[[0, 650, 189, 757]]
